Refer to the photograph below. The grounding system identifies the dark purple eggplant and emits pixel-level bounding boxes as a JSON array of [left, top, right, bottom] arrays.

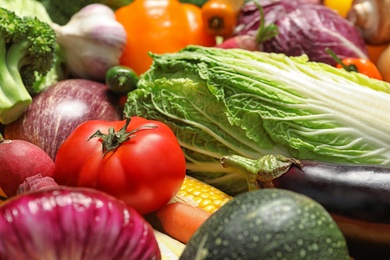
[[220, 154, 390, 249]]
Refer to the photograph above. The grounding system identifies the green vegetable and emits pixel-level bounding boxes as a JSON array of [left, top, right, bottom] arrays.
[[36, 0, 133, 25], [105, 65, 139, 94], [0, 0, 53, 23], [180, 188, 350, 260], [179, 0, 209, 7], [0, 7, 57, 124], [37, 0, 210, 25], [1, 0, 67, 102], [124, 45, 390, 194]]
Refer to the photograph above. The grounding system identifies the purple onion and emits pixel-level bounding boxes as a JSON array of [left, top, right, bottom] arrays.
[[0, 186, 160, 260], [4, 79, 122, 160]]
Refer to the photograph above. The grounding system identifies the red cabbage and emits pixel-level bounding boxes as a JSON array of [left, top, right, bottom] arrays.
[[235, 0, 368, 66], [0, 187, 160, 260]]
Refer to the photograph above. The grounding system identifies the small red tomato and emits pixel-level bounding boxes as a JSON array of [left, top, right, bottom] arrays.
[[54, 117, 186, 215]]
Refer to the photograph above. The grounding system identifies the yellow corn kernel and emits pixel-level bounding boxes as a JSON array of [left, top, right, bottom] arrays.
[[176, 175, 232, 214]]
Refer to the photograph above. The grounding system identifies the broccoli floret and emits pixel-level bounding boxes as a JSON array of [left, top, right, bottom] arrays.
[[0, 7, 56, 124]]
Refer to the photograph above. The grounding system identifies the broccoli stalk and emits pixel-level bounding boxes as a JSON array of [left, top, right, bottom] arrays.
[[0, 8, 56, 124]]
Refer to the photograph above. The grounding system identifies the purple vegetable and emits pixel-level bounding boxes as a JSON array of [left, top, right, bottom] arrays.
[[0, 176, 160, 260], [3, 79, 122, 160], [235, 0, 368, 66]]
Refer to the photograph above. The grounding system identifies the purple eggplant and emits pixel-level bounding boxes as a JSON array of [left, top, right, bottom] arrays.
[[220, 154, 390, 249]]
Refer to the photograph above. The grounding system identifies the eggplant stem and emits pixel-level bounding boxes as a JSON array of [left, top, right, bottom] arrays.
[[220, 154, 302, 191]]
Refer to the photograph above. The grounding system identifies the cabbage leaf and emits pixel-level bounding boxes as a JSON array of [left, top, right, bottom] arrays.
[[124, 46, 390, 194]]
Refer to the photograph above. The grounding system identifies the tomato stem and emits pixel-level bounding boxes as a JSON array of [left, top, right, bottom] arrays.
[[88, 117, 157, 156]]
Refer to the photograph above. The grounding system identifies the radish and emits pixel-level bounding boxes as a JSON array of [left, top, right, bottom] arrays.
[[216, 2, 278, 51], [0, 134, 55, 197], [216, 34, 259, 50]]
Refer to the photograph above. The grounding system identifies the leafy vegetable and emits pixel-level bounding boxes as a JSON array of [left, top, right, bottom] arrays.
[[1, 0, 53, 23], [36, 0, 134, 25], [235, 0, 368, 66], [124, 45, 390, 194], [0, 7, 57, 124]]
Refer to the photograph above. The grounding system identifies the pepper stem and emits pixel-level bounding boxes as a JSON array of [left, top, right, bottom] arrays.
[[220, 154, 302, 191], [88, 117, 157, 156], [325, 47, 358, 72]]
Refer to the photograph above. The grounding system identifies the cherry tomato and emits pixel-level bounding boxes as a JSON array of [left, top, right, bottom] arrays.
[[54, 117, 186, 215]]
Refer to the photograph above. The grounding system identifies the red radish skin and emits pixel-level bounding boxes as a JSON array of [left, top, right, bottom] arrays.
[[0, 137, 55, 197], [217, 35, 259, 51]]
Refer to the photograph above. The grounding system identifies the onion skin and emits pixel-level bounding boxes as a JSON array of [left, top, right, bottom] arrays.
[[0, 187, 160, 260], [4, 79, 122, 160]]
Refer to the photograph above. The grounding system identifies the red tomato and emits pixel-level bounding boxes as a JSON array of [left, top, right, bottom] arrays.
[[54, 117, 186, 215]]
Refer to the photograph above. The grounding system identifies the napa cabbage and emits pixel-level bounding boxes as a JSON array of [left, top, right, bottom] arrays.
[[124, 46, 390, 194]]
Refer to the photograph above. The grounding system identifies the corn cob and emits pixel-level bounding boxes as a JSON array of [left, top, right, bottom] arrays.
[[175, 175, 232, 214]]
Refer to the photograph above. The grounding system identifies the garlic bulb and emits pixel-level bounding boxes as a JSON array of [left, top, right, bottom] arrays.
[[52, 4, 127, 81]]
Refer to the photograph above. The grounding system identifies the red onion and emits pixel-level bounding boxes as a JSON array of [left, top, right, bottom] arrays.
[[4, 79, 122, 160], [0, 175, 161, 260]]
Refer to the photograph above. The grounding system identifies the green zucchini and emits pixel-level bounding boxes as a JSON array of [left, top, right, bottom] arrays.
[[180, 188, 350, 260]]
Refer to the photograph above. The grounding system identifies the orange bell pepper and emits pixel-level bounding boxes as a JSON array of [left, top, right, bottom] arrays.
[[201, 0, 245, 37], [115, 0, 216, 75]]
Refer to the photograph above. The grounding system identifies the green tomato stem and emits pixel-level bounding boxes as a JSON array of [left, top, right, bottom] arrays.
[[88, 117, 157, 156]]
